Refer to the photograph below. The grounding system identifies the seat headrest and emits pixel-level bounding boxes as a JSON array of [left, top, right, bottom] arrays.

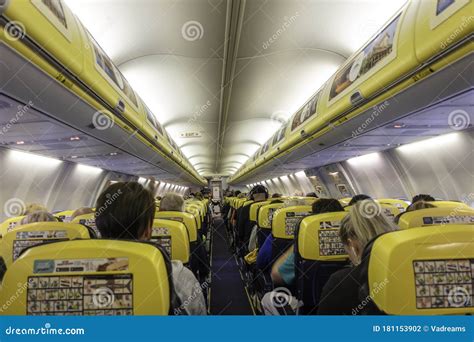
[[0, 222, 92, 267], [398, 207, 474, 229], [0, 216, 25, 238], [272, 205, 312, 239], [257, 203, 285, 229], [184, 207, 202, 230], [344, 203, 399, 219], [152, 219, 190, 263], [368, 225, 474, 315], [297, 212, 348, 261], [0, 239, 172, 315], [249, 201, 271, 221], [377, 199, 409, 212], [54, 210, 75, 223], [155, 211, 197, 242], [71, 213, 101, 238]]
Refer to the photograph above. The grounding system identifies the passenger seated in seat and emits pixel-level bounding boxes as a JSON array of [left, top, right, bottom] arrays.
[[271, 193, 282, 199], [23, 203, 48, 215], [394, 201, 436, 224], [261, 199, 344, 315], [347, 194, 371, 206], [95, 182, 206, 315], [317, 199, 398, 315], [411, 194, 435, 203], [71, 207, 94, 220], [237, 185, 269, 254], [159, 192, 210, 280], [21, 210, 56, 224]]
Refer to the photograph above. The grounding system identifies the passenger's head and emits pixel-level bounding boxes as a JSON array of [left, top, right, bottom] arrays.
[[348, 194, 371, 206], [21, 210, 57, 225], [95, 182, 155, 240], [306, 192, 318, 198], [406, 201, 436, 212], [250, 185, 268, 202], [195, 192, 203, 200], [312, 198, 344, 214], [339, 200, 398, 265], [411, 194, 435, 203], [159, 193, 185, 212], [235, 190, 241, 196], [24, 203, 48, 215], [71, 207, 94, 220], [271, 193, 282, 198]]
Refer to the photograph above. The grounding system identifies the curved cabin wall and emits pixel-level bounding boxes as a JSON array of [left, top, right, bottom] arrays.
[[258, 130, 473, 203], [230, 0, 472, 184]]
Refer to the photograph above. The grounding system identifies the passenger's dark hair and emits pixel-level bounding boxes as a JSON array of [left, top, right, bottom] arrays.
[[306, 192, 318, 198], [95, 182, 155, 240], [235, 190, 241, 196], [312, 198, 344, 214], [348, 194, 371, 206], [272, 193, 282, 198], [411, 194, 435, 203], [249, 185, 268, 199]]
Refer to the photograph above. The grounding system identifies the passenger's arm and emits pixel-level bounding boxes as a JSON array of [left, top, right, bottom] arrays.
[[270, 246, 294, 285]]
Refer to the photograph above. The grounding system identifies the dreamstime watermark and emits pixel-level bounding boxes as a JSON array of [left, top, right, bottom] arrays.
[[94, 189, 122, 218], [181, 21, 204, 41], [269, 287, 292, 308], [92, 287, 115, 308], [352, 100, 389, 138], [4, 20, 26, 41], [186, 100, 212, 130], [352, 278, 389, 315], [92, 110, 115, 130], [0, 281, 28, 313], [262, 12, 299, 50], [358, 200, 382, 219], [0, 100, 34, 136], [440, 16, 473, 50], [3, 198, 26, 218], [447, 286, 471, 308], [4, 323, 85, 336], [448, 109, 470, 131], [173, 281, 209, 315]]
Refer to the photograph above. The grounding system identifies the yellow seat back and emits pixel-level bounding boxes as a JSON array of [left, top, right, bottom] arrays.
[[344, 203, 399, 219], [242, 200, 253, 208], [433, 201, 471, 209], [257, 203, 285, 230], [377, 199, 409, 212], [152, 219, 190, 263], [298, 212, 349, 261], [368, 225, 474, 315], [71, 213, 101, 237], [398, 207, 474, 229], [249, 201, 271, 222], [186, 201, 205, 221], [272, 206, 313, 239], [54, 210, 75, 223], [0, 239, 171, 315], [184, 207, 202, 231], [155, 211, 197, 242], [0, 222, 91, 268], [0, 216, 25, 238]]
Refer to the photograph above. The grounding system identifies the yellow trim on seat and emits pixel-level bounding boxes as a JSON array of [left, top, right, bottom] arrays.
[[249, 201, 271, 222], [155, 211, 197, 242], [272, 206, 312, 239], [152, 219, 190, 263], [398, 207, 474, 229], [368, 225, 474, 315], [298, 212, 348, 261]]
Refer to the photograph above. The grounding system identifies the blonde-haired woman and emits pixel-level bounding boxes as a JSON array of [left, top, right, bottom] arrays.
[[317, 200, 398, 315]]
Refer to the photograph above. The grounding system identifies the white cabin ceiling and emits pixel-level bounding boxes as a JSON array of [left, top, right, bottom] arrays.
[[65, 0, 407, 179]]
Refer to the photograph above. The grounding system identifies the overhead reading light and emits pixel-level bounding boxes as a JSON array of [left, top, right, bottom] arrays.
[[70, 155, 78, 159], [393, 123, 406, 129], [16, 141, 25, 145], [328, 171, 339, 176], [397, 132, 459, 153], [69, 136, 81, 141], [109, 152, 118, 156]]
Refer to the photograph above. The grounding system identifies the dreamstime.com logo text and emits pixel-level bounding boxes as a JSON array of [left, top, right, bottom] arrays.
[[4, 323, 85, 336]]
